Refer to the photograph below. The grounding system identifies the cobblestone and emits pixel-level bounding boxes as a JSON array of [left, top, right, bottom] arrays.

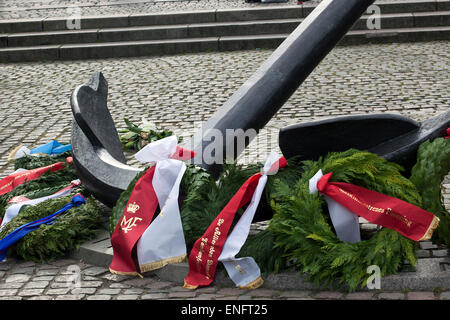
[[0, 0, 306, 20]]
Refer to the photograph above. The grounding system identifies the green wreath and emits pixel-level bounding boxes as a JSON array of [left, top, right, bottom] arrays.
[[0, 154, 104, 262], [0, 192, 103, 262], [267, 138, 450, 292]]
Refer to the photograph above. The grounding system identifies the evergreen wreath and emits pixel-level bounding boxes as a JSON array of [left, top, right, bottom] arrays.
[[0, 192, 103, 262], [0, 154, 103, 262], [266, 148, 445, 292], [109, 162, 261, 250], [0, 158, 79, 219], [410, 137, 450, 247]]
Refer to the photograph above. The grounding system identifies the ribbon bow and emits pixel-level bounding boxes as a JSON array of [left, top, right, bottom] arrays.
[[184, 152, 287, 290], [310, 170, 440, 242], [110, 135, 195, 276]]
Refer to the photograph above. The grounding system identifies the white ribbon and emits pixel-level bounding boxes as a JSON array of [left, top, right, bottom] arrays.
[[309, 170, 361, 243], [218, 151, 281, 288], [135, 135, 188, 272], [0, 179, 81, 231]]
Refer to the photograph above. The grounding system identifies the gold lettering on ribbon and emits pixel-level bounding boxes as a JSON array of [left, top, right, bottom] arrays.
[[196, 237, 208, 272], [337, 187, 412, 228], [120, 216, 143, 234], [209, 227, 221, 258], [206, 260, 213, 279]]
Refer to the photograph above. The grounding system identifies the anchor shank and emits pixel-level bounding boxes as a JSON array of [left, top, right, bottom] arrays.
[[187, 0, 375, 177]]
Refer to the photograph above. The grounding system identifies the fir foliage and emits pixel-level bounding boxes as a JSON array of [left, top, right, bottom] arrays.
[[180, 163, 260, 250], [0, 192, 103, 262], [13, 151, 72, 171], [268, 150, 419, 292], [0, 163, 79, 219], [410, 137, 450, 246]]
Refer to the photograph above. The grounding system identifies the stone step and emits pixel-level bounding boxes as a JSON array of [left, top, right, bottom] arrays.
[[1, 26, 449, 63], [1, 11, 449, 49], [0, 0, 449, 34]]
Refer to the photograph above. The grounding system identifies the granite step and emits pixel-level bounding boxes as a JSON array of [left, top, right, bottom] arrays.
[[0, 0, 449, 34], [1, 11, 449, 49], [1, 26, 449, 63]]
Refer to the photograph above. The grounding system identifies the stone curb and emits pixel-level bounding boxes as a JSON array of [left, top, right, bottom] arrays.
[[71, 229, 450, 292]]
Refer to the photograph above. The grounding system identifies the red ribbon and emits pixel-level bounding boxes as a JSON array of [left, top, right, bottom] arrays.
[[7, 180, 81, 205], [109, 146, 195, 276], [184, 157, 287, 289], [445, 128, 449, 139], [317, 172, 439, 242], [0, 162, 66, 196]]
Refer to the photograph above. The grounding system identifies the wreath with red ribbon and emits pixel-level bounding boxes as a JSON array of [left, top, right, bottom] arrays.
[[266, 136, 450, 291]]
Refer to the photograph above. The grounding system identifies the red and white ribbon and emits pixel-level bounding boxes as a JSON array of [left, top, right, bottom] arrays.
[[184, 153, 287, 290], [310, 170, 440, 242], [0, 179, 81, 230], [218, 152, 283, 289], [309, 170, 361, 243], [109, 135, 195, 275]]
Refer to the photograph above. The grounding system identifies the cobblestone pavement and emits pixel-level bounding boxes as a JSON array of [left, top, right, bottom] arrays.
[[0, 41, 449, 178], [0, 0, 392, 20], [0, 41, 449, 300], [0, 256, 449, 300]]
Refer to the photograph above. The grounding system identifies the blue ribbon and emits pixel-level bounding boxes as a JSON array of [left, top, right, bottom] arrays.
[[30, 140, 71, 156], [0, 194, 86, 261]]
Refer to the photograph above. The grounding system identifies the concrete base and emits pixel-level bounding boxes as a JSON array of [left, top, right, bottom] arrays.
[[71, 229, 450, 291]]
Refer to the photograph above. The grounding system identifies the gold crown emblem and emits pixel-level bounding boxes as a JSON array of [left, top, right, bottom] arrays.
[[127, 201, 140, 214]]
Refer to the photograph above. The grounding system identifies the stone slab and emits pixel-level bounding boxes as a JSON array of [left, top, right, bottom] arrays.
[[43, 15, 129, 31], [0, 45, 59, 62], [71, 230, 450, 292], [7, 29, 99, 47], [219, 34, 286, 51], [0, 18, 43, 33], [59, 37, 219, 60], [413, 11, 450, 28], [129, 10, 216, 27], [437, 0, 450, 10], [215, 6, 302, 22]]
